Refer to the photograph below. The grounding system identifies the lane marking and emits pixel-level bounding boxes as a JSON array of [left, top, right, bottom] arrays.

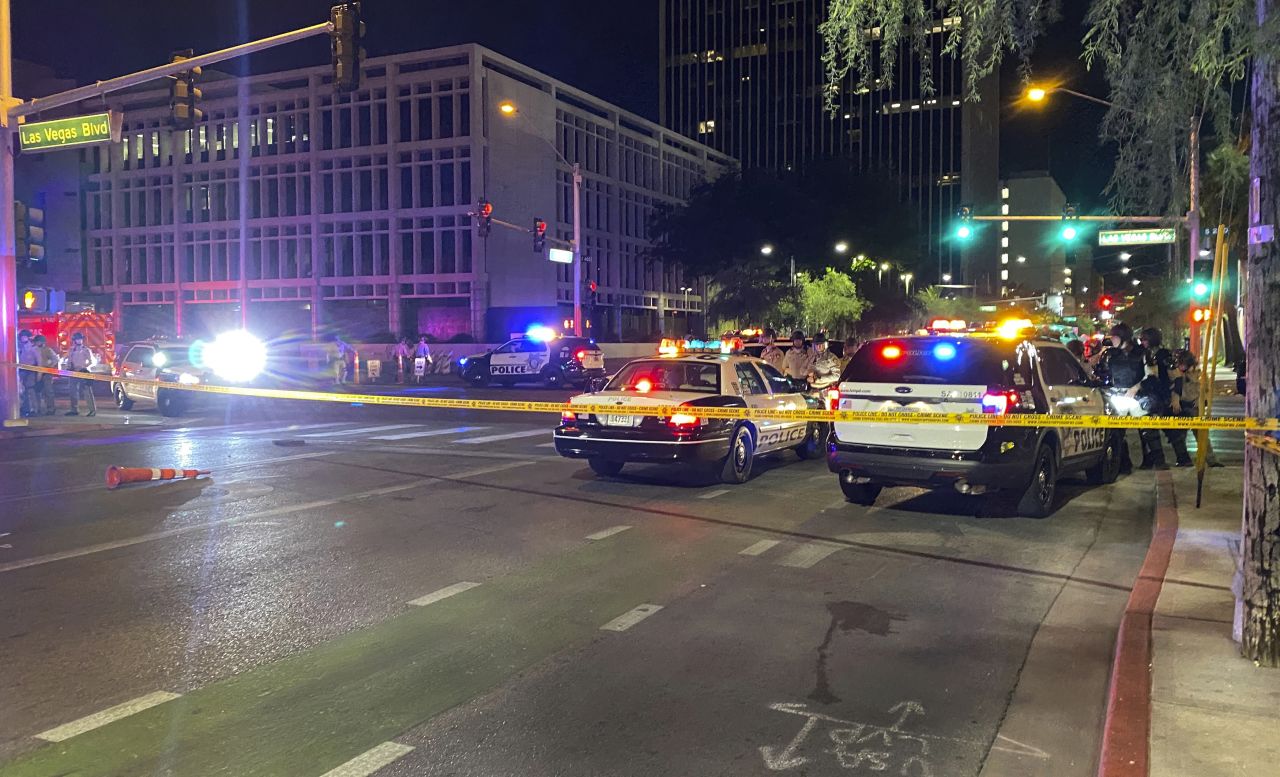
[[319, 742, 415, 777], [535, 441, 557, 448], [231, 422, 349, 435], [36, 691, 181, 742], [449, 461, 536, 479], [699, 488, 731, 500], [600, 603, 664, 632], [370, 426, 487, 441], [408, 581, 481, 607], [455, 428, 549, 444], [299, 424, 418, 438], [740, 539, 781, 556], [585, 525, 631, 541], [0, 451, 335, 505], [777, 541, 845, 569]]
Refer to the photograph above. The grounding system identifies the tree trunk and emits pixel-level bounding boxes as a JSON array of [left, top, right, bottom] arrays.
[[1240, 0, 1280, 666]]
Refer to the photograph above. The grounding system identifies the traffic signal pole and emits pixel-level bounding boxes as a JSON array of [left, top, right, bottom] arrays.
[[572, 162, 583, 337], [0, 0, 21, 425]]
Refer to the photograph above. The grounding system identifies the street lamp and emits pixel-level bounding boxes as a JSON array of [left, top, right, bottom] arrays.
[[878, 262, 890, 284], [834, 241, 849, 254], [901, 272, 914, 296], [1121, 266, 1131, 275], [1132, 279, 1141, 286], [942, 273, 952, 282], [498, 98, 585, 336], [1026, 86, 1047, 102], [760, 244, 774, 256], [1119, 252, 1131, 261]]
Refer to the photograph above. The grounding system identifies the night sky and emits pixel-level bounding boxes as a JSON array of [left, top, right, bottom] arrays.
[[12, 0, 1111, 209]]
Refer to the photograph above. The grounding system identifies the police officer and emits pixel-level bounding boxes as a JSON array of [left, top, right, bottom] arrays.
[[64, 331, 99, 416], [1096, 322, 1163, 471], [758, 328, 785, 372], [1138, 327, 1176, 469], [781, 329, 815, 382], [17, 329, 38, 416], [808, 333, 842, 391]]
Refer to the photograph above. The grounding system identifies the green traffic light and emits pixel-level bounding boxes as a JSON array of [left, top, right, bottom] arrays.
[[1060, 225, 1078, 241], [956, 225, 972, 239], [1193, 281, 1210, 298]]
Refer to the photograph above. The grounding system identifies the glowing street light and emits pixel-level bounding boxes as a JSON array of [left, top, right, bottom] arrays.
[[1121, 266, 1131, 275], [760, 244, 774, 256], [834, 241, 849, 254], [1131, 278, 1141, 286], [498, 100, 517, 116], [1119, 252, 1131, 261], [1026, 86, 1048, 102], [942, 273, 952, 282]]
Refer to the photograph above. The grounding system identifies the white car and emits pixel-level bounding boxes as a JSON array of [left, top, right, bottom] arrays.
[[458, 334, 605, 388], [554, 339, 825, 483], [827, 334, 1122, 517]]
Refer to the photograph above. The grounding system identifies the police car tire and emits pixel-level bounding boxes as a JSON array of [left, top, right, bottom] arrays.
[[588, 459, 624, 477], [795, 422, 826, 460], [1016, 445, 1058, 519], [1086, 432, 1122, 485], [840, 480, 881, 506], [719, 426, 755, 484], [157, 390, 184, 417], [542, 367, 564, 388], [114, 384, 134, 410], [465, 367, 489, 387]]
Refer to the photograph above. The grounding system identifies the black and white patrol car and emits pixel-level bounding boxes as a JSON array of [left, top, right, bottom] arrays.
[[554, 339, 825, 483], [827, 332, 1123, 517], [458, 333, 605, 388]]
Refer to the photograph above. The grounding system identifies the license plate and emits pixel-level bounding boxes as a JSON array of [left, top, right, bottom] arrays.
[[604, 414, 639, 427]]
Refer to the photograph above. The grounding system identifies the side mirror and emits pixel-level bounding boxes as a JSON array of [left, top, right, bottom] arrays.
[[586, 376, 610, 393]]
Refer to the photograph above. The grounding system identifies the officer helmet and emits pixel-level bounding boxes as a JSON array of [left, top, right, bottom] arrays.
[[72, 332, 85, 342], [1139, 327, 1163, 348], [1108, 323, 1133, 343], [762, 327, 776, 340], [813, 332, 827, 345], [791, 330, 806, 342]]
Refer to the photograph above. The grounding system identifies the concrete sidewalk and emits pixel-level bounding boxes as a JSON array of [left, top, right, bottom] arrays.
[[1150, 467, 1280, 776], [0, 408, 164, 439]]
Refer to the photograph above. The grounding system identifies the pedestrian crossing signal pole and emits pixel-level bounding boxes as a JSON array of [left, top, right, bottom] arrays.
[[0, 0, 22, 426]]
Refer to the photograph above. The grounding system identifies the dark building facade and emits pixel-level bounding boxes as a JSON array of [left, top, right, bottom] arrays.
[[658, 0, 1000, 286]]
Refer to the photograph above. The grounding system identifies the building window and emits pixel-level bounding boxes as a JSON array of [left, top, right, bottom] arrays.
[[1001, 254, 1009, 264], [1001, 203, 1009, 216], [1001, 187, 1010, 200], [1001, 269, 1009, 281], [1001, 237, 1009, 248], [697, 119, 715, 134], [1001, 220, 1008, 231]]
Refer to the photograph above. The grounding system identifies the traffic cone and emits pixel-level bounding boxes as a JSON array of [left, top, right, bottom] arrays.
[[106, 465, 211, 490]]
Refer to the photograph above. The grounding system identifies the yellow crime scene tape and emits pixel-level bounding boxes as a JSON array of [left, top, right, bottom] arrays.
[[11, 364, 1280, 432]]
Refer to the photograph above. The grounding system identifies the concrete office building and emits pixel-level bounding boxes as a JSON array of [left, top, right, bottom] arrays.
[[999, 172, 1092, 314], [658, 0, 1000, 284], [78, 44, 731, 342]]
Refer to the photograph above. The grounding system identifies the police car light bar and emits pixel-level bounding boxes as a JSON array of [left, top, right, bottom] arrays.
[[658, 337, 744, 355], [525, 325, 559, 342], [928, 319, 968, 331]]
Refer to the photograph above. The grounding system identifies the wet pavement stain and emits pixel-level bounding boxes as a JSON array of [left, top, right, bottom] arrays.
[[810, 601, 906, 705]]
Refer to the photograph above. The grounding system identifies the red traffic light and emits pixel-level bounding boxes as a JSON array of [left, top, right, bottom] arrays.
[[1191, 307, 1213, 323], [479, 201, 493, 218], [534, 218, 547, 237], [588, 280, 597, 292], [1097, 294, 1114, 310]]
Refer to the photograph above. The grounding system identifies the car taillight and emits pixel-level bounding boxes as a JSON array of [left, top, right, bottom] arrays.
[[981, 389, 1022, 415], [561, 410, 577, 423], [826, 388, 840, 411], [667, 412, 700, 429], [575, 350, 586, 360]]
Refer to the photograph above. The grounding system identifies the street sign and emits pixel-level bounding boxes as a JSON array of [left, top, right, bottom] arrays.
[[1097, 228, 1177, 247], [548, 248, 573, 264], [1248, 224, 1274, 246], [17, 111, 119, 153]]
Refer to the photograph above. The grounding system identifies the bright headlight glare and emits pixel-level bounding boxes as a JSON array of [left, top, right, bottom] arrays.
[[177, 372, 201, 385], [206, 330, 267, 383]]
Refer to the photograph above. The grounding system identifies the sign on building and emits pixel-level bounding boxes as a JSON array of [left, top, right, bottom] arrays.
[[18, 112, 121, 153], [1097, 228, 1177, 247]]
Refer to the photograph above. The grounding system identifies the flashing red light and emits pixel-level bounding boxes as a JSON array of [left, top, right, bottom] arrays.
[[561, 410, 577, 423], [981, 389, 1022, 415], [534, 218, 547, 237], [1097, 295, 1114, 310], [881, 344, 903, 360], [588, 280, 597, 292], [826, 388, 841, 411], [575, 349, 587, 360], [480, 201, 493, 218], [667, 412, 700, 429], [634, 378, 653, 393]]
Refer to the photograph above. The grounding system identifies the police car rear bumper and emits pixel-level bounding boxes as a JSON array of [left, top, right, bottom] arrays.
[[561, 362, 606, 383], [553, 427, 729, 463], [826, 430, 1038, 489]]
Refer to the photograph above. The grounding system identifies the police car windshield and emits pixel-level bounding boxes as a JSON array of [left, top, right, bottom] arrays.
[[842, 340, 1017, 385], [608, 360, 721, 394]]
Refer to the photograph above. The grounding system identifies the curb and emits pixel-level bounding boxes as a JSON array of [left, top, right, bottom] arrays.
[[1096, 470, 1179, 777], [0, 423, 119, 440]]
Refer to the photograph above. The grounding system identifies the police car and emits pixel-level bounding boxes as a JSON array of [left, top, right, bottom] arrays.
[[554, 338, 825, 483], [112, 339, 214, 416], [458, 327, 605, 388], [827, 323, 1122, 517]]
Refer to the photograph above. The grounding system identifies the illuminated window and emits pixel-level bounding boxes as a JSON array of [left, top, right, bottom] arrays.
[[1001, 220, 1008, 231], [1001, 269, 1009, 281], [697, 120, 716, 134], [1001, 187, 1009, 199], [1001, 203, 1009, 215], [1001, 254, 1009, 264], [1001, 237, 1009, 248]]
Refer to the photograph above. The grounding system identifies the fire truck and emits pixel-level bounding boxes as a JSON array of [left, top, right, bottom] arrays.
[[18, 310, 116, 367]]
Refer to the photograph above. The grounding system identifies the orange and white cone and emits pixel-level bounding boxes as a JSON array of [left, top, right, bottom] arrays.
[[106, 465, 211, 490]]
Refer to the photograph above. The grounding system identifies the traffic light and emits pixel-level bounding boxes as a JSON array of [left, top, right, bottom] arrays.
[[330, 2, 366, 93], [477, 200, 493, 238], [14, 202, 46, 272], [533, 218, 547, 252], [169, 50, 203, 130], [20, 287, 48, 313], [1059, 203, 1080, 242], [1191, 307, 1213, 323], [1097, 294, 1114, 311], [954, 205, 974, 240], [1192, 280, 1210, 300]]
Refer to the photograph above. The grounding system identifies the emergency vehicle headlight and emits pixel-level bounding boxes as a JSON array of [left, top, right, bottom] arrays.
[[177, 372, 201, 385], [206, 330, 267, 383], [152, 351, 168, 368]]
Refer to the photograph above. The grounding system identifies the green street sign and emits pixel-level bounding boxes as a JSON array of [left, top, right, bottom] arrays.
[[18, 111, 119, 153], [1097, 228, 1177, 247]]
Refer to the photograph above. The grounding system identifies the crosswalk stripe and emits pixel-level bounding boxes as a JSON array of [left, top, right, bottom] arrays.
[[36, 691, 182, 742], [600, 604, 664, 632], [319, 742, 415, 777], [739, 539, 780, 556], [408, 581, 481, 607], [299, 424, 419, 438], [371, 426, 487, 441], [233, 422, 349, 436], [455, 428, 549, 445], [777, 541, 845, 569]]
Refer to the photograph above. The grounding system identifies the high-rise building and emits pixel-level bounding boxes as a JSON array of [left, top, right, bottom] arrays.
[[658, 0, 999, 284], [999, 172, 1093, 314], [76, 44, 730, 342]]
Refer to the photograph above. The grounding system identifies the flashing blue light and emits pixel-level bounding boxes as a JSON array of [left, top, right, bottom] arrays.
[[525, 325, 558, 342], [933, 342, 957, 361]]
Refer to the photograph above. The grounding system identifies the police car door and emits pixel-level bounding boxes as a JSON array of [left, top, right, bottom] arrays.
[[489, 339, 538, 380], [738, 362, 805, 451], [121, 345, 157, 401], [1037, 345, 1107, 460]]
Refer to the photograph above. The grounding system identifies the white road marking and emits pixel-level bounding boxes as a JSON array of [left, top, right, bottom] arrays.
[[777, 541, 845, 569], [600, 603, 664, 632], [585, 525, 631, 540], [448, 461, 535, 479], [319, 742, 415, 777], [232, 422, 349, 436], [370, 426, 486, 441], [535, 442, 557, 448], [739, 539, 781, 556], [408, 581, 481, 607], [698, 488, 731, 499], [455, 428, 549, 444], [36, 691, 181, 742], [300, 424, 418, 438]]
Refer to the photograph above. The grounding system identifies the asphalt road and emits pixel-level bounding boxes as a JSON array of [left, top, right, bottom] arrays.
[[0, 385, 1244, 777]]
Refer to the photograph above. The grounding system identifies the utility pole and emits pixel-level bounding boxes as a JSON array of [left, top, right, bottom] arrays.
[[0, 0, 20, 425], [572, 162, 583, 337], [1187, 119, 1203, 353]]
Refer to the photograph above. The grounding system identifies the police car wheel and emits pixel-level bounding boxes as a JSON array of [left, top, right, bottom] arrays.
[[588, 459, 624, 478], [542, 367, 564, 388], [1086, 432, 1122, 485], [465, 367, 489, 387], [157, 390, 184, 417], [839, 479, 881, 506], [114, 384, 134, 410], [794, 422, 826, 460], [1016, 444, 1058, 518], [719, 426, 755, 484]]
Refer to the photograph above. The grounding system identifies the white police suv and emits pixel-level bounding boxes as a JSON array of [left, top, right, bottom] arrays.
[[458, 329, 605, 388], [827, 328, 1122, 517], [554, 338, 824, 483]]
